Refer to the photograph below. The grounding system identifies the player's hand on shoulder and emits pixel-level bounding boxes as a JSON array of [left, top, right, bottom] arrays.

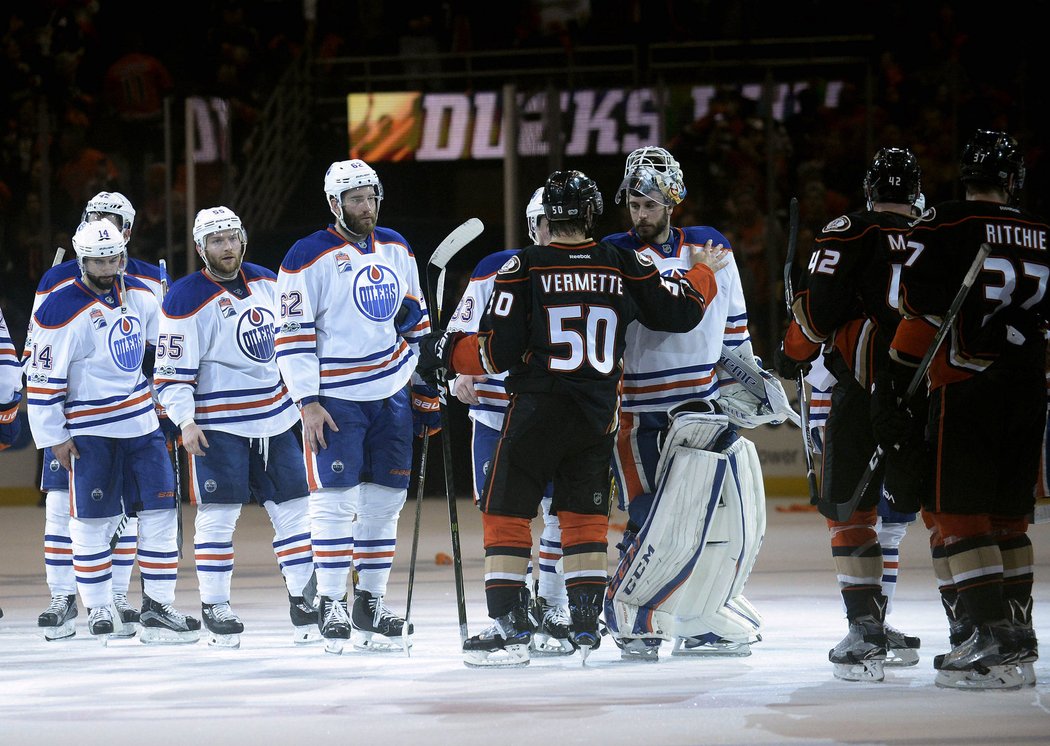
[[690, 239, 730, 273]]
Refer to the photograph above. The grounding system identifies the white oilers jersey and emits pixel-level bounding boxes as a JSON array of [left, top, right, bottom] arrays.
[[27, 257, 164, 364], [0, 308, 21, 403], [275, 225, 429, 403], [25, 278, 160, 447], [446, 249, 518, 431], [602, 226, 750, 413], [154, 264, 297, 437]]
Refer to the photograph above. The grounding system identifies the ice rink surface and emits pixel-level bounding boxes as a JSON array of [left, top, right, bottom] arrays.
[[2, 497, 1049, 745]]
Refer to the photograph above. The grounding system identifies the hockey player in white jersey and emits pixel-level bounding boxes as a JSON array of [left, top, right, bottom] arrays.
[[29, 192, 159, 641], [1, 307, 23, 453], [445, 188, 574, 655], [25, 218, 198, 645], [276, 159, 433, 653], [155, 207, 318, 648], [604, 147, 775, 660]]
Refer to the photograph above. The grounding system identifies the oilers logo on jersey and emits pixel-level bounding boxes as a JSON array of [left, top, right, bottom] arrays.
[[353, 264, 400, 322], [108, 316, 144, 372], [236, 307, 276, 363]]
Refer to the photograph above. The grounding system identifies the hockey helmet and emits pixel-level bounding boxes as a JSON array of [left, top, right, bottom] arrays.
[[525, 187, 545, 243], [863, 147, 921, 209], [324, 159, 384, 204], [72, 218, 127, 274], [193, 206, 247, 249], [616, 146, 687, 206], [542, 170, 603, 226], [82, 191, 136, 232], [960, 129, 1025, 200]]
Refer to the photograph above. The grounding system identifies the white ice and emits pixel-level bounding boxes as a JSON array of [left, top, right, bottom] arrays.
[[2, 498, 1049, 745]]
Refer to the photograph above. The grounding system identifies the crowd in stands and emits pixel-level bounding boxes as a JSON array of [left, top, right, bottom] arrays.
[[1, 1, 1045, 361]]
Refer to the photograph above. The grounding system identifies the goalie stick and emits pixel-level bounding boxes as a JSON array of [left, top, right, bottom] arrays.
[[818, 241, 994, 521], [782, 196, 820, 504], [419, 217, 483, 647]]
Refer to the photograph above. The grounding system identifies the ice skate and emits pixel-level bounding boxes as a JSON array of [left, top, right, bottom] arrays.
[[883, 623, 920, 667], [1006, 598, 1038, 687], [829, 615, 887, 682], [934, 625, 1025, 690], [110, 593, 139, 639], [202, 602, 244, 649], [614, 636, 661, 662], [673, 633, 754, 658], [38, 594, 78, 641], [530, 597, 576, 656], [319, 594, 352, 654], [289, 593, 322, 645], [87, 605, 114, 646], [351, 589, 414, 652], [463, 606, 533, 668], [139, 595, 201, 645], [568, 589, 602, 664]]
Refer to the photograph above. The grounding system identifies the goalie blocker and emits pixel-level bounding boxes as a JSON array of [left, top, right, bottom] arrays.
[[605, 401, 765, 653]]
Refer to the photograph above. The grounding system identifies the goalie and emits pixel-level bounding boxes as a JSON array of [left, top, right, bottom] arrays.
[[604, 146, 793, 660]]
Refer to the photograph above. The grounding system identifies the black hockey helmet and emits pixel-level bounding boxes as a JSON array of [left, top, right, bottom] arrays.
[[863, 147, 921, 208], [542, 170, 604, 226], [959, 129, 1025, 199]]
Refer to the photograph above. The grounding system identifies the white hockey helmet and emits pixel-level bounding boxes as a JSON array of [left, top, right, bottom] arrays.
[[324, 159, 384, 204], [616, 146, 687, 206], [82, 191, 136, 232], [193, 205, 247, 249], [72, 218, 127, 270], [525, 187, 545, 243]]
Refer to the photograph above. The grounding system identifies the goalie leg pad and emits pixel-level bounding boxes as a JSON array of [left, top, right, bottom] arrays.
[[606, 417, 732, 642], [670, 436, 765, 644]]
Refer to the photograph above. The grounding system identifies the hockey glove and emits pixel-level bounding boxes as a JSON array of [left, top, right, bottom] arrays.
[[773, 341, 811, 380], [0, 396, 21, 451], [416, 329, 460, 386], [870, 363, 917, 449], [410, 384, 441, 437], [395, 297, 424, 336]]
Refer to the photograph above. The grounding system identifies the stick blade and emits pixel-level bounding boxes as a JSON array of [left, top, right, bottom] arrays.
[[430, 218, 484, 270]]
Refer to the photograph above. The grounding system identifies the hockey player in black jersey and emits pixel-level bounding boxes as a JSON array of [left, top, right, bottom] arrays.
[[777, 147, 926, 681], [883, 129, 1050, 689], [419, 170, 728, 667]]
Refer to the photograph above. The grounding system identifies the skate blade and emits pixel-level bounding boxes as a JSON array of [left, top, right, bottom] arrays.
[[42, 621, 77, 641], [463, 644, 530, 668], [884, 647, 920, 667], [934, 664, 1025, 690], [672, 639, 752, 658], [579, 644, 598, 665], [324, 638, 347, 655], [92, 632, 111, 647], [1021, 662, 1037, 687], [292, 626, 323, 645], [352, 631, 412, 653], [530, 635, 577, 656], [140, 628, 200, 645], [832, 661, 885, 682], [207, 633, 241, 649]]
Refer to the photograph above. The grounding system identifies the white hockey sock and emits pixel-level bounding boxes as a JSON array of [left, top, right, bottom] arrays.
[[309, 486, 357, 598], [877, 519, 909, 615], [194, 503, 241, 604], [111, 516, 137, 596], [137, 508, 180, 605], [265, 496, 314, 596], [537, 498, 567, 606], [68, 515, 118, 608], [43, 490, 75, 595], [353, 483, 407, 596]]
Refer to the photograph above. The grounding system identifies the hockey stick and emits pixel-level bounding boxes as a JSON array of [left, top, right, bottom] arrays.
[[818, 242, 993, 521], [422, 217, 483, 647], [402, 429, 430, 656], [52, 247, 66, 267], [157, 259, 184, 559], [782, 197, 820, 504]]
